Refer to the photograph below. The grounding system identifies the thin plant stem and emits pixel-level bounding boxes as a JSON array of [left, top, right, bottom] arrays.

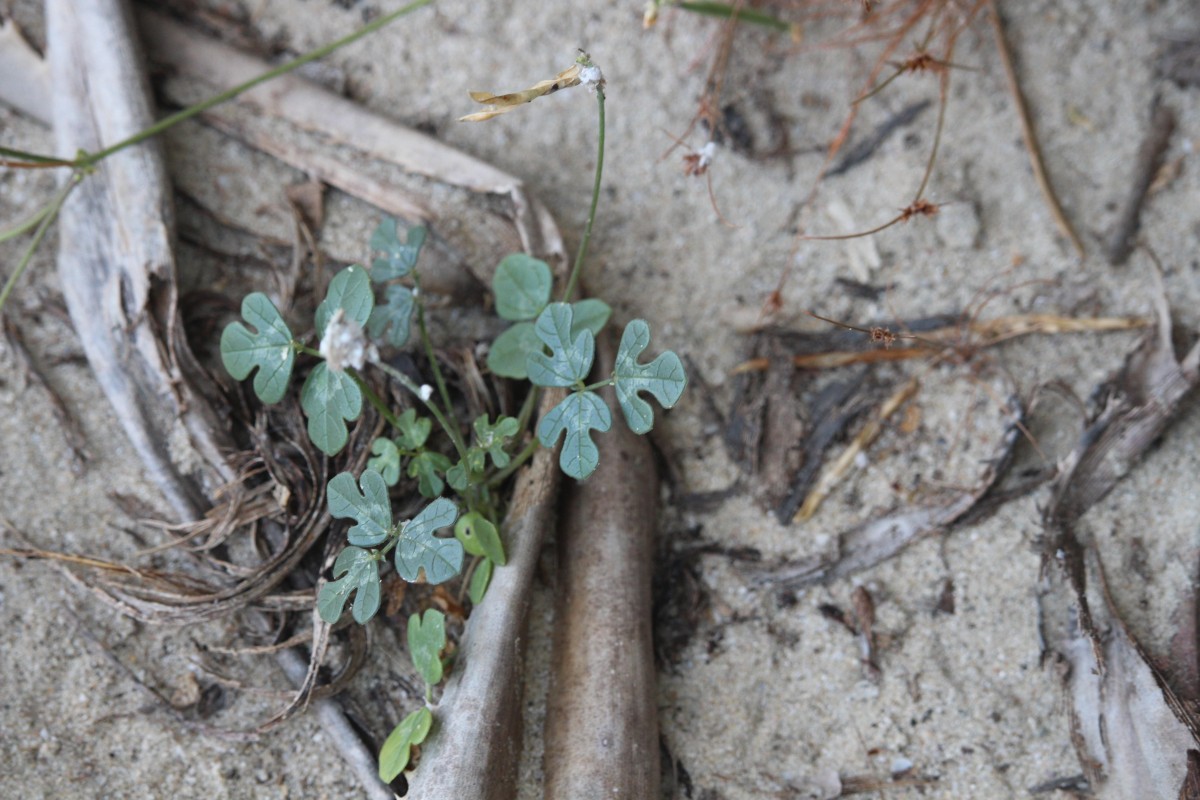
[[80, 0, 435, 167], [0, 174, 79, 312], [0, 202, 56, 245], [373, 360, 468, 461], [562, 87, 606, 301], [674, 1, 792, 33], [487, 436, 539, 487], [0, 146, 74, 168], [412, 272, 455, 421], [348, 369, 405, 432]]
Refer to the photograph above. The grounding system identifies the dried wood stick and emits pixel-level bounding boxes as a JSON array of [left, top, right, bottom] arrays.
[[987, 0, 1085, 259], [542, 332, 661, 798], [1105, 103, 1176, 266], [407, 390, 564, 799], [0, 18, 50, 123]]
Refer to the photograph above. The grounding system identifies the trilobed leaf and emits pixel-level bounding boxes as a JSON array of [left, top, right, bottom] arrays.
[[526, 303, 594, 388], [220, 293, 295, 404], [367, 284, 415, 347], [473, 415, 520, 469], [300, 362, 363, 456], [569, 298, 612, 337], [317, 546, 382, 624], [371, 219, 426, 282], [613, 320, 687, 435], [408, 609, 447, 687], [395, 408, 432, 451], [315, 265, 374, 338], [327, 470, 393, 547], [378, 707, 432, 783], [493, 253, 553, 321], [395, 498, 462, 584], [537, 390, 612, 480], [367, 438, 403, 487], [408, 450, 452, 498]]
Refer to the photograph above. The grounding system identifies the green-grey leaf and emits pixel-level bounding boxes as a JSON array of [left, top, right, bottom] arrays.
[[395, 408, 432, 451], [327, 470, 393, 547], [317, 546, 381, 624], [454, 512, 506, 565], [570, 298, 612, 337], [408, 450, 452, 498], [371, 219, 426, 282], [301, 362, 363, 456], [220, 293, 295, 404], [493, 253, 552, 321], [315, 265, 374, 338], [368, 438, 403, 486], [473, 415, 519, 469], [487, 321, 539, 379], [446, 460, 469, 493], [395, 497, 462, 584], [367, 284, 415, 347], [378, 707, 433, 783], [613, 320, 687, 435], [526, 303, 594, 388], [468, 557, 493, 605], [537, 391, 611, 480], [408, 608, 446, 687]]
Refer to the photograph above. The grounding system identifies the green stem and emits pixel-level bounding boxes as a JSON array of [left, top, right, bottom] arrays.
[[348, 368, 405, 432], [582, 378, 614, 392], [0, 174, 80, 313], [487, 436, 539, 487], [674, 1, 793, 33], [0, 202, 56, 245], [78, 0, 435, 167], [412, 272, 455, 420], [0, 146, 75, 168], [561, 87, 606, 302], [373, 360, 468, 461]]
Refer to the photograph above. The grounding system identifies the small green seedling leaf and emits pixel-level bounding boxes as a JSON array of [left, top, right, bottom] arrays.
[[327, 470, 393, 548], [395, 408, 432, 451], [316, 265, 374, 337], [408, 608, 447, 687], [371, 220, 427, 282], [367, 284, 415, 347], [569, 298, 612, 337], [300, 362, 363, 456], [446, 460, 469, 492], [395, 497, 462, 584], [537, 391, 611, 480], [487, 321, 539, 379], [409, 450, 453, 498], [317, 546, 382, 624], [378, 707, 433, 783], [473, 415, 520, 469], [368, 438, 403, 486], [493, 253, 552, 321], [468, 557, 493, 605], [527, 303, 594, 388], [613, 320, 687, 435], [454, 512, 506, 565], [220, 293, 295, 404]]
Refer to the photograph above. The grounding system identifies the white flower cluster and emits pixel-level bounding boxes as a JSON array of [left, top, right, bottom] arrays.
[[579, 63, 604, 94], [318, 308, 377, 372]]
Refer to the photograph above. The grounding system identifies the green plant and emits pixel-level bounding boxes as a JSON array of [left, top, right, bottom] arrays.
[[217, 52, 686, 782]]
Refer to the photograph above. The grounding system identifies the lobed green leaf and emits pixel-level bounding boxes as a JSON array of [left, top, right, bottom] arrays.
[[526, 303, 594, 388], [408, 608, 447, 687], [569, 297, 612, 337], [367, 284, 415, 347], [327, 470, 393, 548], [378, 707, 433, 783], [408, 450, 453, 498], [395, 498, 462, 584], [537, 390, 611, 480], [371, 220, 427, 282], [367, 438, 403, 486], [220, 293, 295, 404], [613, 319, 687, 435], [317, 546, 382, 624], [395, 408, 432, 451], [300, 362, 363, 456], [473, 415, 520, 469], [492, 253, 552, 321], [487, 321, 539, 379], [315, 265, 374, 338]]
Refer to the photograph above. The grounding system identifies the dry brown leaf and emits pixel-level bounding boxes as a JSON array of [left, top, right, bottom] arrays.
[[459, 63, 582, 122]]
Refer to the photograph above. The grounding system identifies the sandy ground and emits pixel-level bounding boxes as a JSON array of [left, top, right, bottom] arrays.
[[3, 0, 1200, 797]]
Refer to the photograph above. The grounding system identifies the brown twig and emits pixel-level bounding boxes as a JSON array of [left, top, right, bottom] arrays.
[[987, 0, 1085, 258], [1105, 103, 1177, 266]]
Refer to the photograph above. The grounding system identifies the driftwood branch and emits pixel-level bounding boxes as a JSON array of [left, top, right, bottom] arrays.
[[542, 332, 662, 797], [407, 390, 563, 798]]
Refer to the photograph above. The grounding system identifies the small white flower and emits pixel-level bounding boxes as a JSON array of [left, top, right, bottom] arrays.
[[319, 308, 375, 372], [579, 63, 604, 94], [419, 384, 434, 402], [697, 141, 717, 170]]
